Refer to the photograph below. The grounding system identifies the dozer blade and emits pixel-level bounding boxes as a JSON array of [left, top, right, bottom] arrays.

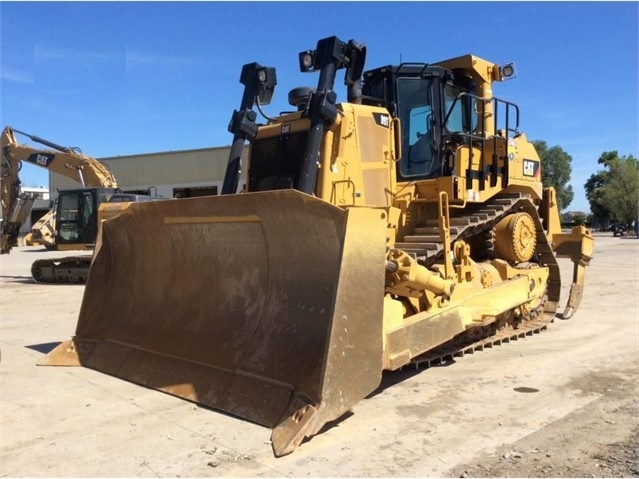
[[41, 190, 388, 456]]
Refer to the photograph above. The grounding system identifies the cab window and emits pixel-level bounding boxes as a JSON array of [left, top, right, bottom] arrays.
[[396, 77, 437, 178], [443, 82, 478, 134]]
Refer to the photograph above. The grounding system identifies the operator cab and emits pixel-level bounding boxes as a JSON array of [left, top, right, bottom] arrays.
[[361, 64, 478, 182], [55, 187, 117, 246]]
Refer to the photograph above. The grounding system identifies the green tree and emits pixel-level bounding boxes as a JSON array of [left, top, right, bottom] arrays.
[[532, 140, 574, 211], [585, 151, 638, 226], [585, 170, 612, 223], [601, 154, 638, 226], [571, 212, 587, 225]]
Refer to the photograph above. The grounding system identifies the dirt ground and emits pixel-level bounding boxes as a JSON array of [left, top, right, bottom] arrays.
[[1, 233, 638, 477]]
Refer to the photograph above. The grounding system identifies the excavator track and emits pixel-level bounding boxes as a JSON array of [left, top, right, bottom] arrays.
[[393, 192, 561, 370], [31, 256, 92, 284]]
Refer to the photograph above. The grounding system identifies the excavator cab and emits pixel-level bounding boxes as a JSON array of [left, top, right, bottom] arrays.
[[55, 187, 117, 249]]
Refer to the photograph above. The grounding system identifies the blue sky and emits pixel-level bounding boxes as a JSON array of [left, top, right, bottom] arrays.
[[1, 1, 637, 212]]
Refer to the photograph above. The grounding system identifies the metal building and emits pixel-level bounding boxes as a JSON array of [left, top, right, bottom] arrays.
[[49, 145, 248, 200]]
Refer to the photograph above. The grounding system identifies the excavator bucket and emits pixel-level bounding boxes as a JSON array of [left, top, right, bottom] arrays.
[[41, 189, 388, 456]]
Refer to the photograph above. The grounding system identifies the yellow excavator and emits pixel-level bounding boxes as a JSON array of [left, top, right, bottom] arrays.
[[42, 36, 593, 456], [0, 126, 147, 282]]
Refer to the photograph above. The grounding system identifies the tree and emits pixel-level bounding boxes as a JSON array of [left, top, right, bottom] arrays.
[[571, 212, 588, 225], [585, 169, 612, 224], [603, 159, 638, 226], [585, 151, 639, 226], [532, 140, 574, 211]]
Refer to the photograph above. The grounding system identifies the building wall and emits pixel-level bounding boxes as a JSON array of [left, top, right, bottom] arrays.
[[21, 186, 49, 201], [49, 145, 248, 200]]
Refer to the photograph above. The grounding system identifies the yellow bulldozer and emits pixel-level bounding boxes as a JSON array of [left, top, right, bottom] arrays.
[[42, 36, 593, 457]]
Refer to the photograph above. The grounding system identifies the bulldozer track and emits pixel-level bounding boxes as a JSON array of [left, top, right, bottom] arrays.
[[393, 192, 561, 371], [408, 315, 553, 370], [396, 192, 532, 264]]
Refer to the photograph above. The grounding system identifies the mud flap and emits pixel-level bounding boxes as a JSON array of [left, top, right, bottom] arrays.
[[41, 190, 388, 456]]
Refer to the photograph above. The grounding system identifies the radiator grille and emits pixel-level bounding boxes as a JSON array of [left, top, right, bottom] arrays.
[[249, 132, 308, 192]]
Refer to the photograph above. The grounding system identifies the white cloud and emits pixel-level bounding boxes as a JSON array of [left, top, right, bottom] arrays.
[[125, 51, 199, 71], [1, 66, 33, 84], [34, 46, 117, 63]]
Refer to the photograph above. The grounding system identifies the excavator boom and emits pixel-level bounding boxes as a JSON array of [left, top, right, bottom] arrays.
[[3, 127, 118, 189]]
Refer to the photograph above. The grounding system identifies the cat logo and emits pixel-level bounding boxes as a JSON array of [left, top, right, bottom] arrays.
[[372, 113, 390, 128], [26, 153, 55, 168], [523, 159, 540, 177]]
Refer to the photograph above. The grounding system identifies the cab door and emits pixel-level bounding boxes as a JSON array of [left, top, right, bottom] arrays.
[[56, 189, 98, 246]]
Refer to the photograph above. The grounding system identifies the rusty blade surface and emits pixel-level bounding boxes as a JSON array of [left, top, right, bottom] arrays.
[[44, 190, 387, 455]]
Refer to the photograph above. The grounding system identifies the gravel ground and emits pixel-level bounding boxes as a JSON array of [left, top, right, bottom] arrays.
[[1, 232, 637, 477]]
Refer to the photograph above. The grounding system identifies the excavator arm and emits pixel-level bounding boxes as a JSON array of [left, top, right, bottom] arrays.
[[0, 126, 119, 254], [1, 130, 36, 253], [1, 127, 118, 189]]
